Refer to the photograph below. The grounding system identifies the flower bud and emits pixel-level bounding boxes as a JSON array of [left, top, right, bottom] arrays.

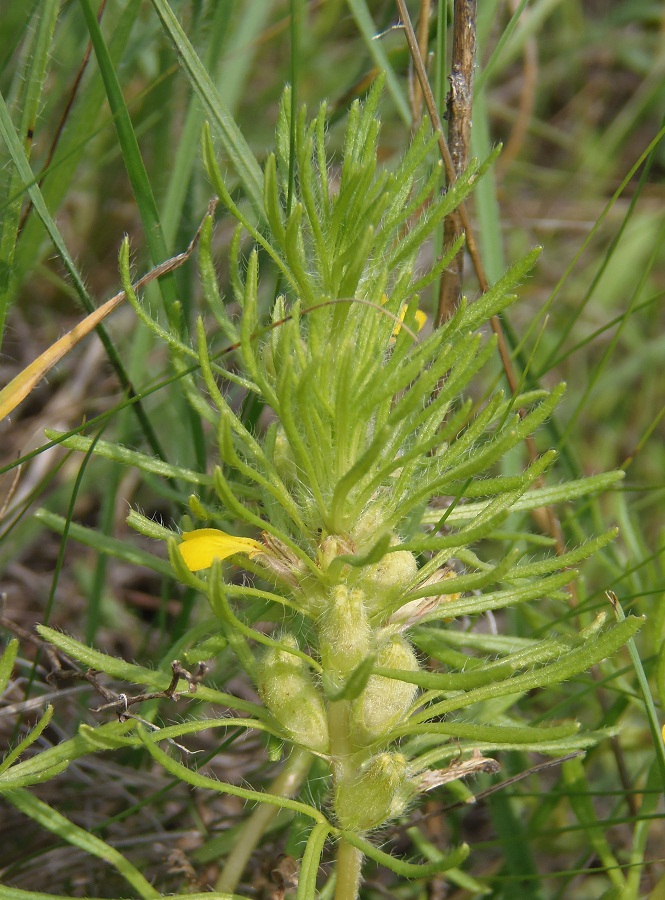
[[258, 532, 308, 588], [272, 426, 299, 485], [334, 752, 408, 832], [318, 534, 355, 572], [352, 634, 419, 745], [261, 339, 277, 379], [319, 585, 371, 679], [388, 566, 460, 628], [358, 547, 418, 614], [256, 635, 329, 753]]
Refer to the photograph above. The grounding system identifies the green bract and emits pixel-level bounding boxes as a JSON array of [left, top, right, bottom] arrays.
[[23, 81, 639, 898], [168, 81, 636, 892]]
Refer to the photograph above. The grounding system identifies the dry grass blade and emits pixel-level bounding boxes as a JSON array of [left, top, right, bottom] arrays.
[[0, 200, 217, 422]]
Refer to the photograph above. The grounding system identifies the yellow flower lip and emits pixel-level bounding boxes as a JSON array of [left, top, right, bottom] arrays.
[[381, 294, 427, 339], [179, 528, 263, 572], [413, 309, 428, 331]]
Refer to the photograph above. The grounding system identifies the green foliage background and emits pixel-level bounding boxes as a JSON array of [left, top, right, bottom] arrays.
[[1, 1, 664, 898]]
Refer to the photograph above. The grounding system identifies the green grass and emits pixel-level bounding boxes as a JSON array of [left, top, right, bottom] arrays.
[[1, 1, 664, 898]]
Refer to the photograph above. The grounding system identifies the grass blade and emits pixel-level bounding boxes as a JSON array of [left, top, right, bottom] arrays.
[[3, 789, 160, 900], [149, 0, 264, 216]]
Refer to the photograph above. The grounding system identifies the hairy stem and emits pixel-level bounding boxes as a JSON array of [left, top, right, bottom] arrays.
[[329, 699, 366, 898], [328, 699, 354, 776], [215, 746, 313, 893], [334, 840, 364, 900]]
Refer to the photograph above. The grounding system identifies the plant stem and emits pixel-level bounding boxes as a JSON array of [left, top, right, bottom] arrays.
[[438, 0, 477, 322], [328, 699, 354, 776], [328, 699, 365, 899], [334, 840, 363, 900], [215, 746, 313, 893]]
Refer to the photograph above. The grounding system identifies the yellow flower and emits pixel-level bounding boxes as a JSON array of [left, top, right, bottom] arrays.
[[413, 309, 428, 331], [381, 294, 427, 339], [179, 528, 263, 571]]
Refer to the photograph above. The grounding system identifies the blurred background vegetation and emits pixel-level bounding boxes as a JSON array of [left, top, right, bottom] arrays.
[[1, 1, 664, 897]]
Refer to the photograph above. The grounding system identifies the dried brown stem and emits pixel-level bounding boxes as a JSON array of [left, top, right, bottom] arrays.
[[0, 614, 206, 724], [410, 0, 432, 124], [395, 0, 568, 562], [438, 0, 477, 323], [395, 0, 513, 374], [1, 198, 218, 423], [395, 751, 584, 829], [90, 660, 208, 718]]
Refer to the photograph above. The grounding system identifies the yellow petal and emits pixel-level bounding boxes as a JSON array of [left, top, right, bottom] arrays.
[[392, 305, 408, 336], [381, 294, 427, 338], [179, 528, 263, 571]]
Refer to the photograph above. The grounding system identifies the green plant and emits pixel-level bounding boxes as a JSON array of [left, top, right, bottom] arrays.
[[4, 0, 665, 896], [2, 80, 642, 899]]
